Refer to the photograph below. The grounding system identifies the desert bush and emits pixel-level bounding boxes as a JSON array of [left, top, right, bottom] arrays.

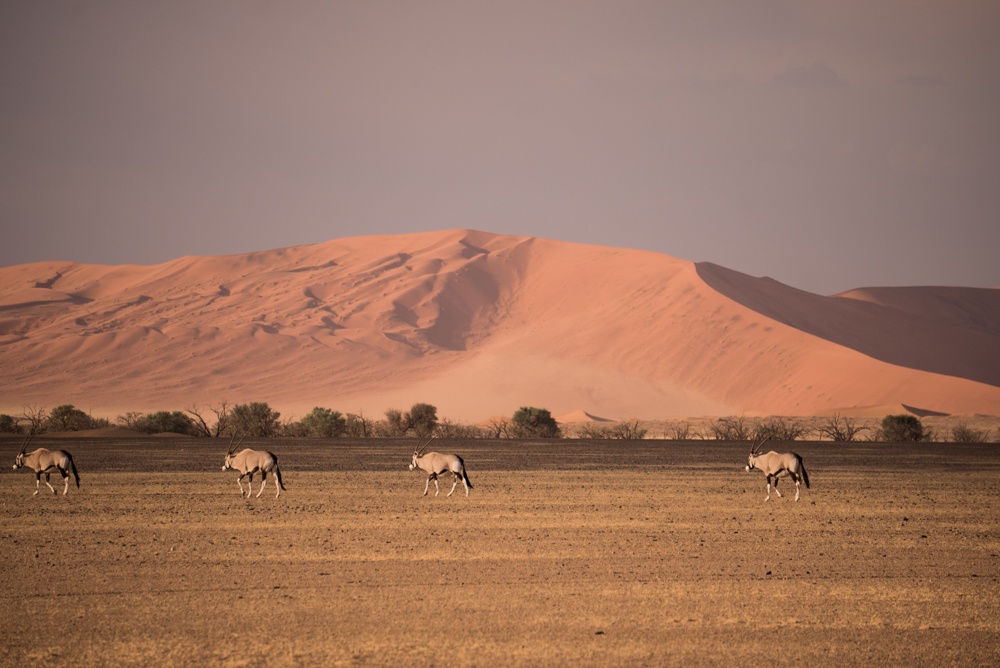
[[381, 409, 407, 437], [404, 403, 438, 437], [141, 411, 196, 435], [231, 402, 281, 437], [816, 413, 869, 442], [0, 414, 18, 433], [47, 404, 93, 432], [949, 423, 990, 443], [878, 414, 926, 442], [298, 407, 347, 438], [511, 406, 561, 438]]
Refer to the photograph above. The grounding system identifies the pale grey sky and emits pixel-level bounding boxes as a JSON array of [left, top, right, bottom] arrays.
[[2, 1, 998, 294]]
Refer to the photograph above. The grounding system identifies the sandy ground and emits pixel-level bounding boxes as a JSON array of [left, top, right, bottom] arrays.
[[1, 437, 998, 667]]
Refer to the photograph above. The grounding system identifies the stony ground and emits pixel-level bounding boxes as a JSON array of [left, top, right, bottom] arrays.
[[1, 437, 997, 666]]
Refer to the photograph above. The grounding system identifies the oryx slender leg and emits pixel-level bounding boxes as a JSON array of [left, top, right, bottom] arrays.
[[236, 474, 246, 497], [794, 480, 801, 502], [44, 472, 57, 495], [273, 474, 281, 498], [61, 469, 70, 495], [33, 473, 41, 496], [447, 473, 460, 497], [256, 471, 267, 498], [422, 475, 431, 496], [772, 478, 783, 498]]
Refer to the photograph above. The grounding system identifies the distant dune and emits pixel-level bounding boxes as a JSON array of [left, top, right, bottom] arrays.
[[1, 229, 997, 422]]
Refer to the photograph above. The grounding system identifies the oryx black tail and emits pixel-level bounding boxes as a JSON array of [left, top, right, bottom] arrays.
[[274, 460, 286, 490], [69, 455, 80, 488]]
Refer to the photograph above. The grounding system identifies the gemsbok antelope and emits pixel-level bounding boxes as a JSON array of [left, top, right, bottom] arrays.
[[221, 432, 286, 498], [745, 437, 810, 501], [408, 438, 472, 497], [12, 429, 80, 496]]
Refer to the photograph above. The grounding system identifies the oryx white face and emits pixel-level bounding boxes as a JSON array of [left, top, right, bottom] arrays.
[[222, 454, 234, 471], [409, 453, 418, 471], [13, 453, 24, 469], [746, 454, 756, 472]]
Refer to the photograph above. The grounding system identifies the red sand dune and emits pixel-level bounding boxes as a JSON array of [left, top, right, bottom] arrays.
[[1, 229, 997, 422]]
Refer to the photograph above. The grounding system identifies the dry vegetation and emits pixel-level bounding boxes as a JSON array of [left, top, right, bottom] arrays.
[[2, 436, 998, 667]]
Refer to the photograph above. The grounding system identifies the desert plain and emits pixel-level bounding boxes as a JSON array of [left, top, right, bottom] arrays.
[[1, 435, 997, 667]]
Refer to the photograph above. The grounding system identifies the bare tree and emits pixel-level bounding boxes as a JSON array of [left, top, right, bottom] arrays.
[[949, 423, 990, 443], [577, 423, 610, 439], [665, 421, 692, 440], [709, 415, 751, 440], [186, 401, 230, 437], [20, 405, 47, 434], [117, 411, 146, 431], [753, 417, 806, 442], [816, 413, 869, 442], [346, 410, 374, 438], [608, 419, 647, 440], [483, 417, 510, 439]]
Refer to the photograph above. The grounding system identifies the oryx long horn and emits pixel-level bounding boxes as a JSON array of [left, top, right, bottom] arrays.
[[415, 435, 433, 456], [228, 430, 249, 455], [751, 435, 771, 455], [18, 428, 35, 456]]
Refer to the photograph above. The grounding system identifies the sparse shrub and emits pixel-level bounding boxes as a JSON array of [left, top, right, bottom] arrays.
[[879, 414, 926, 442], [511, 406, 561, 438], [950, 423, 990, 443]]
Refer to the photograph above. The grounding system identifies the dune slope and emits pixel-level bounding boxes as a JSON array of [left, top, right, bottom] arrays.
[[0, 229, 997, 421]]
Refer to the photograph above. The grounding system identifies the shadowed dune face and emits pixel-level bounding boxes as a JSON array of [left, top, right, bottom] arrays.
[[0, 229, 997, 421], [696, 263, 1000, 387]]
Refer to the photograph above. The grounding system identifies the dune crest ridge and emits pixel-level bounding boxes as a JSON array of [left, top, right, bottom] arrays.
[[1, 229, 997, 422]]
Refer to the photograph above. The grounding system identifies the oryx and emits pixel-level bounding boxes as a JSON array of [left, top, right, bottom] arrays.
[[221, 432, 286, 498], [745, 437, 810, 501], [408, 437, 472, 497], [12, 429, 80, 496]]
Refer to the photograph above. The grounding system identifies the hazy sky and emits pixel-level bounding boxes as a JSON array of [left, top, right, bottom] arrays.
[[2, 1, 998, 294]]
